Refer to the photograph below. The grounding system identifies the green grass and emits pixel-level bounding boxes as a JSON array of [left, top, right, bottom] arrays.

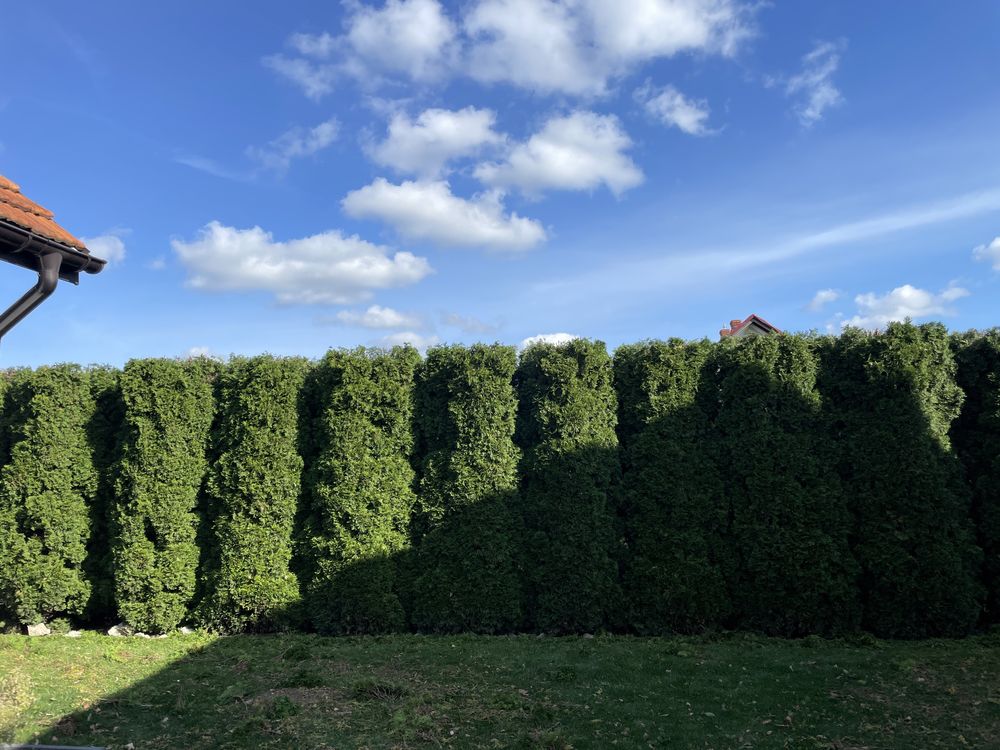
[[1, 631, 998, 749]]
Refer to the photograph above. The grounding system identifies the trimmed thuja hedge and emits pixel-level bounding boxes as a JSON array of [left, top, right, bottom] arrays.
[[0, 366, 98, 626], [300, 347, 420, 634], [951, 330, 1000, 623], [818, 323, 983, 637], [405, 344, 522, 633], [710, 335, 860, 636], [111, 358, 216, 633], [614, 339, 731, 634], [196, 356, 308, 632], [0, 323, 996, 636], [515, 339, 621, 633]]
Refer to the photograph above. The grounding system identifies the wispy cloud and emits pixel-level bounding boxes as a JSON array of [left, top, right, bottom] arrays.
[[784, 40, 845, 126], [807, 288, 840, 312], [973, 236, 1000, 269], [174, 155, 253, 182], [535, 187, 1000, 299]]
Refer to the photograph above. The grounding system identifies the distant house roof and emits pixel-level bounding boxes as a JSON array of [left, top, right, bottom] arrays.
[[0, 175, 89, 252], [720, 314, 781, 339]]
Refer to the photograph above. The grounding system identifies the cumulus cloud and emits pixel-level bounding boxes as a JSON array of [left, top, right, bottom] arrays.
[[807, 288, 840, 312], [973, 236, 1000, 269], [247, 117, 339, 172], [379, 330, 441, 351], [368, 107, 504, 176], [265, 0, 457, 97], [172, 221, 432, 305], [342, 178, 546, 251], [268, 0, 754, 98], [474, 111, 643, 197], [843, 283, 969, 330], [785, 41, 844, 126], [81, 231, 127, 264], [334, 304, 423, 329], [520, 332, 579, 349], [464, 0, 754, 95], [635, 82, 712, 135]]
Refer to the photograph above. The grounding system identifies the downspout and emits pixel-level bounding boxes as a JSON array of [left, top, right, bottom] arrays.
[[0, 251, 62, 340]]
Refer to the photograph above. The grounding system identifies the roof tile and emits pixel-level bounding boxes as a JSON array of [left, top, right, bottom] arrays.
[[0, 174, 88, 251]]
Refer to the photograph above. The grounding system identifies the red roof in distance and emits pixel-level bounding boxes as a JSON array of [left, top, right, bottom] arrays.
[[719, 313, 782, 338]]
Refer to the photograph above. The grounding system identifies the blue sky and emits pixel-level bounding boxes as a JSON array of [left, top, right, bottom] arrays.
[[2, 0, 999, 366]]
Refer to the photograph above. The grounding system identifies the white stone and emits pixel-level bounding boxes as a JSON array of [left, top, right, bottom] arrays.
[[26, 623, 50, 636], [107, 623, 133, 637], [178, 626, 194, 635], [64, 630, 83, 638]]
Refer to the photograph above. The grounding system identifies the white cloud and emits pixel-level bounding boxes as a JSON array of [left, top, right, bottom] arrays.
[[463, 0, 754, 95], [635, 83, 712, 136], [843, 283, 969, 330], [973, 236, 1000, 269], [379, 330, 441, 351], [369, 107, 504, 177], [520, 332, 579, 349], [269, 0, 754, 98], [335, 304, 423, 329], [247, 118, 339, 172], [172, 221, 432, 305], [345, 0, 458, 81], [185, 346, 220, 360], [81, 231, 127, 264], [266, 0, 457, 97], [464, 0, 600, 94], [148, 257, 167, 271], [786, 41, 844, 126], [474, 111, 643, 197], [262, 55, 338, 100], [342, 178, 546, 251], [807, 288, 840, 312]]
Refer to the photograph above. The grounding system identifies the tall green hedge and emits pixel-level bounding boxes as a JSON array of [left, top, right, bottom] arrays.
[[407, 344, 522, 633], [818, 323, 982, 637], [111, 358, 216, 633], [951, 330, 1000, 623], [614, 339, 731, 633], [515, 339, 620, 632], [196, 356, 307, 632], [301, 347, 419, 634], [712, 335, 860, 636], [0, 365, 98, 626], [83, 366, 124, 623]]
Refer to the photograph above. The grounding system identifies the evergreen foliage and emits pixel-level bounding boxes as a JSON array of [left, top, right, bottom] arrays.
[[83, 366, 124, 623], [111, 358, 216, 633], [818, 323, 983, 637], [301, 347, 419, 634], [515, 339, 620, 632], [951, 330, 1000, 622], [711, 335, 860, 635], [0, 365, 98, 625], [407, 344, 522, 633], [197, 356, 308, 632], [614, 339, 731, 633]]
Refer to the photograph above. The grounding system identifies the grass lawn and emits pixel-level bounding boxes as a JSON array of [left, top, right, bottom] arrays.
[[1, 631, 998, 749]]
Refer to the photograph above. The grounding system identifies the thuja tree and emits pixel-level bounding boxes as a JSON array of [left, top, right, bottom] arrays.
[[951, 329, 1000, 622], [0, 365, 98, 626], [196, 356, 308, 632], [301, 347, 419, 634], [407, 344, 522, 633], [613, 339, 731, 633], [111, 358, 216, 633], [83, 366, 124, 623], [711, 335, 859, 636], [818, 323, 982, 637], [515, 339, 620, 632]]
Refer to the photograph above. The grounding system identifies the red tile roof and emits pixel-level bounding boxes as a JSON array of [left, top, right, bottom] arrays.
[[720, 313, 781, 338], [0, 175, 89, 251]]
